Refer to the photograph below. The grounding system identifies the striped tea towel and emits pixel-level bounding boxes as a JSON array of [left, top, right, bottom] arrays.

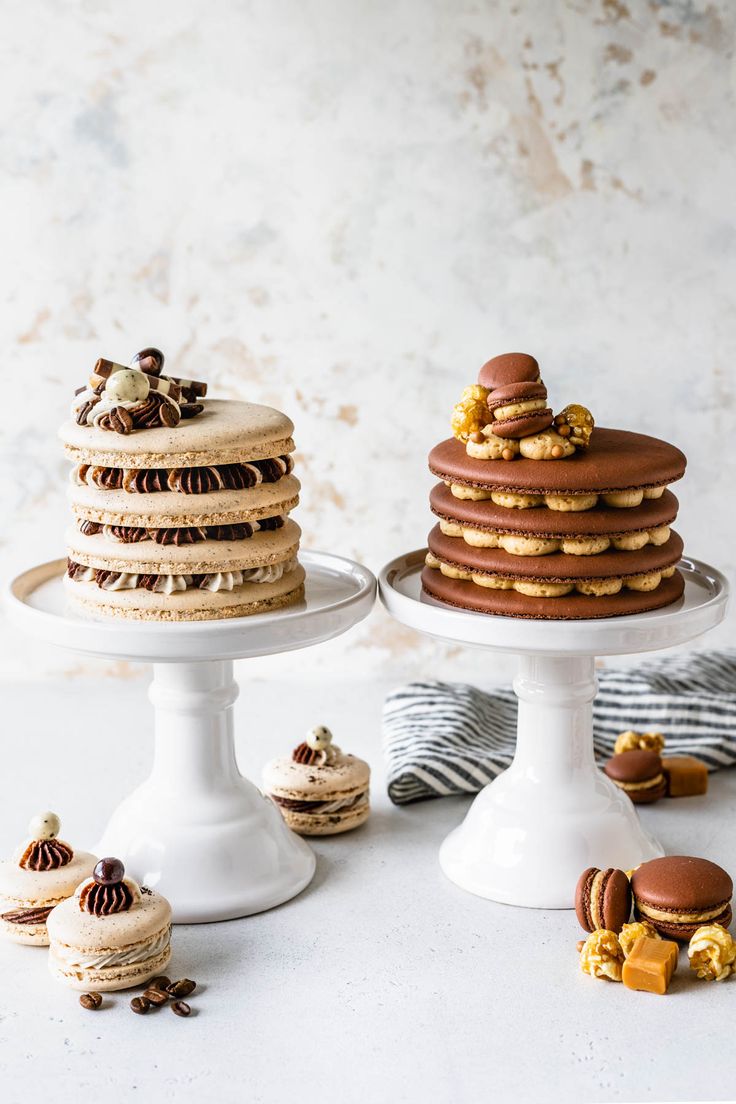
[[383, 650, 736, 805]]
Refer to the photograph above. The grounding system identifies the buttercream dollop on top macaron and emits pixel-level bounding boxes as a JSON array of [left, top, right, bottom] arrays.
[[263, 726, 371, 837], [0, 812, 97, 947], [47, 857, 172, 991]]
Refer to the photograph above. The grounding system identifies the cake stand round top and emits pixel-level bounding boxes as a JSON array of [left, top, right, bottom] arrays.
[[379, 550, 728, 657], [6, 550, 376, 663]]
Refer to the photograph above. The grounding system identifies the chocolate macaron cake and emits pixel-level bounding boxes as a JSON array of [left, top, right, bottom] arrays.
[[423, 352, 687, 619], [631, 856, 733, 941], [60, 348, 305, 620]]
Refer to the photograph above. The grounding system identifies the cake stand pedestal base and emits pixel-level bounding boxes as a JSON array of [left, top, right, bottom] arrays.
[[438, 654, 660, 907], [6, 551, 376, 923], [379, 551, 728, 909]]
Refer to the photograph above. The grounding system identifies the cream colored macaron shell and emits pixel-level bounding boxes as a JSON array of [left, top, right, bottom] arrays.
[[47, 886, 172, 991], [263, 753, 371, 836], [60, 400, 294, 468], [0, 850, 98, 947]]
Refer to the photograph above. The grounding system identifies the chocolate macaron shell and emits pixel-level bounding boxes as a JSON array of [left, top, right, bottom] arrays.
[[421, 565, 685, 620], [427, 525, 683, 581], [429, 484, 679, 538], [575, 867, 598, 932], [429, 429, 686, 496], [605, 750, 663, 784], [574, 867, 631, 933], [488, 411, 555, 440], [478, 352, 540, 390], [486, 381, 548, 410]]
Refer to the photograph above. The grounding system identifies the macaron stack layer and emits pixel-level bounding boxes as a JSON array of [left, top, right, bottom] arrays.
[[60, 381, 305, 620], [423, 353, 687, 619]]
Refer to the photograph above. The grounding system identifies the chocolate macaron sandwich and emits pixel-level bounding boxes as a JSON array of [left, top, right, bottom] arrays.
[[423, 351, 687, 619], [604, 750, 667, 805], [46, 857, 172, 990], [631, 856, 733, 941], [61, 348, 304, 620], [0, 813, 97, 946], [575, 867, 632, 934], [263, 726, 371, 836]]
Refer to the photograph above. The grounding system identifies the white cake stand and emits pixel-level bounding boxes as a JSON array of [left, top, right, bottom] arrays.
[[5, 552, 376, 923], [379, 551, 728, 909]]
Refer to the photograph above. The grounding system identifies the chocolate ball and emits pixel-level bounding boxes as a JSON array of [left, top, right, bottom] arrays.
[[94, 857, 125, 885], [131, 347, 165, 373]]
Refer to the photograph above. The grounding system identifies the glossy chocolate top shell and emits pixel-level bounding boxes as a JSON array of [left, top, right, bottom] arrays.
[[631, 856, 733, 912], [604, 750, 663, 784], [478, 352, 540, 390]]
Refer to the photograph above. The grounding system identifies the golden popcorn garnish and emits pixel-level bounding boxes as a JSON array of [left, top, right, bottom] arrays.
[[451, 384, 491, 442], [554, 403, 594, 449], [619, 920, 660, 958], [580, 929, 624, 981], [624, 866, 640, 880], [688, 924, 736, 982], [614, 730, 666, 755]]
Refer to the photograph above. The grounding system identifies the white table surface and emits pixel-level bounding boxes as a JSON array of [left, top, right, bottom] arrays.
[[0, 671, 734, 1104]]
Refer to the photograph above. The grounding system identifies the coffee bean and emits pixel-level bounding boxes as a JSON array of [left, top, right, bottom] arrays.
[[79, 992, 102, 1010], [171, 1000, 191, 1017], [143, 987, 169, 1006], [149, 975, 171, 991], [168, 978, 196, 998], [130, 996, 151, 1015]]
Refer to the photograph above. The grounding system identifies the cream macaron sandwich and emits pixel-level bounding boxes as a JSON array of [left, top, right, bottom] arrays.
[[0, 813, 97, 946], [46, 857, 172, 991], [263, 726, 371, 836]]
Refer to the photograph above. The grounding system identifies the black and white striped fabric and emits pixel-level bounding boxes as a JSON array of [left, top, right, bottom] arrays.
[[383, 650, 736, 805]]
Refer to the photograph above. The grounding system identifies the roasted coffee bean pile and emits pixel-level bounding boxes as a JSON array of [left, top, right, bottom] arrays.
[[78, 977, 197, 1018]]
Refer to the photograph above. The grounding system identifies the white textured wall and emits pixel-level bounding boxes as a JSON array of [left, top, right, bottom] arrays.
[[1, 0, 734, 684]]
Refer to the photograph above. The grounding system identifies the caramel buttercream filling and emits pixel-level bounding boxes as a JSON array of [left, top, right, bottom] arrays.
[[636, 901, 729, 925], [438, 518, 671, 557], [425, 553, 676, 598], [446, 483, 667, 511], [617, 774, 665, 792]]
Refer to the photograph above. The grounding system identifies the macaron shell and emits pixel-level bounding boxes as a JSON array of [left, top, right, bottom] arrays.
[[278, 798, 370, 837], [47, 887, 172, 952], [0, 850, 98, 910], [60, 400, 294, 468], [429, 430, 686, 496], [486, 411, 554, 439], [478, 352, 540, 389], [574, 867, 598, 932], [430, 484, 679, 539], [605, 750, 663, 784], [69, 474, 301, 528], [631, 855, 733, 914], [65, 519, 301, 575], [574, 867, 631, 932], [486, 381, 549, 409], [421, 564, 685, 620], [0, 915, 51, 946], [262, 752, 370, 801], [48, 938, 171, 991]]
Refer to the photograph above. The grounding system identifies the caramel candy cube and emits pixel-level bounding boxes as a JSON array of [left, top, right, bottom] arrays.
[[622, 936, 679, 994], [662, 756, 708, 798]]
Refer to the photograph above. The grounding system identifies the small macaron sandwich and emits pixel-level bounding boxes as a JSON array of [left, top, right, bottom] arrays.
[[46, 857, 172, 990], [604, 749, 666, 804], [0, 812, 97, 946], [631, 856, 733, 941], [263, 725, 370, 836], [575, 867, 632, 933]]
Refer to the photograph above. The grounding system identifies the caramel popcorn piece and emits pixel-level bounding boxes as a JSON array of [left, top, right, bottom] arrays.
[[554, 404, 594, 449], [688, 924, 736, 981], [579, 929, 624, 981], [619, 920, 660, 958], [614, 730, 666, 756], [451, 385, 491, 442]]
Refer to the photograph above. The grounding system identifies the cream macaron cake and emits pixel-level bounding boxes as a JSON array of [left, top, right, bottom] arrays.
[[47, 857, 172, 991], [0, 813, 97, 946], [59, 348, 305, 620], [263, 726, 371, 836]]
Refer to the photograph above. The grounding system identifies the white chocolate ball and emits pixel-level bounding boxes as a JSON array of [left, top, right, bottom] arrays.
[[28, 811, 60, 840], [104, 368, 150, 403], [306, 725, 333, 751]]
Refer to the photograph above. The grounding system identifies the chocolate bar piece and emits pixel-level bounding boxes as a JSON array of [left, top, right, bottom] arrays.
[[622, 936, 678, 994], [662, 756, 708, 798]]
